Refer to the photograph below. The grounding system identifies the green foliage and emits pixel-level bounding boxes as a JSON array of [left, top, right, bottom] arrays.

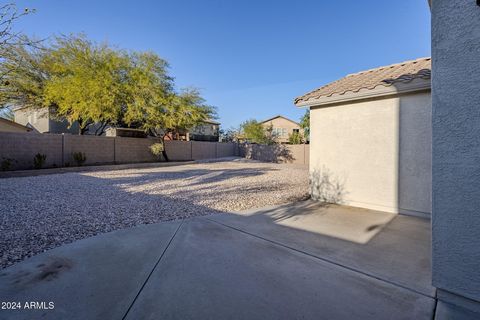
[[72, 152, 86, 166], [33, 153, 46, 169], [288, 131, 304, 144], [240, 120, 277, 145], [0, 33, 215, 141], [125, 86, 216, 138], [44, 35, 130, 134], [149, 143, 164, 160], [1, 157, 15, 171], [0, 44, 50, 110], [300, 110, 310, 140]]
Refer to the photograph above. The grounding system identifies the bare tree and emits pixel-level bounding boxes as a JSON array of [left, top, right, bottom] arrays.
[[0, 3, 37, 83], [0, 3, 33, 48]]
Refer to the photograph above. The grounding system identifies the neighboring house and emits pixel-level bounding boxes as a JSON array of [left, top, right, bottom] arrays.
[[0, 117, 33, 133], [295, 57, 431, 217], [158, 120, 220, 142], [105, 127, 147, 138], [188, 120, 220, 142], [13, 106, 80, 134], [260, 115, 303, 144]]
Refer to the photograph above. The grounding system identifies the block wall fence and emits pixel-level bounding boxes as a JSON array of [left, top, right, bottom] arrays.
[[0, 132, 308, 171]]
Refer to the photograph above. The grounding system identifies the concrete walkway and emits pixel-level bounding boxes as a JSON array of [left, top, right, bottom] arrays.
[[0, 201, 435, 320]]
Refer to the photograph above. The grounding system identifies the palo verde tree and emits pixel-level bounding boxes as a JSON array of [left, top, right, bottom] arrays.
[[0, 43, 49, 111], [0, 32, 215, 149], [240, 119, 277, 145], [0, 3, 37, 83], [44, 35, 130, 135], [125, 84, 216, 161]]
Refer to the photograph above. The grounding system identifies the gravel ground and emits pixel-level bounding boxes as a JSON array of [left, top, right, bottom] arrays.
[[0, 159, 308, 268]]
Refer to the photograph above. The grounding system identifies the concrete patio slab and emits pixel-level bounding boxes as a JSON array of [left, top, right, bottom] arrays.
[[125, 218, 434, 320], [206, 200, 434, 297], [0, 221, 181, 320], [0, 201, 435, 320], [435, 301, 480, 320]]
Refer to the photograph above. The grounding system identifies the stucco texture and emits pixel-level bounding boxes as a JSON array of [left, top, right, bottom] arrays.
[[261, 116, 303, 143], [432, 0, 480, 304], [309, 91, 431, 216]]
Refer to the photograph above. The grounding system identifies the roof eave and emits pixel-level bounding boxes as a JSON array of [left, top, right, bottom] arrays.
[[260, 115, 300, 126], [295, 79, 431, 108]]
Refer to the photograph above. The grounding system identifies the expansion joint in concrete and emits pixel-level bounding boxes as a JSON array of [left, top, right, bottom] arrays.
[[205, 217, 433, 299], [122, 219, 185, 320]]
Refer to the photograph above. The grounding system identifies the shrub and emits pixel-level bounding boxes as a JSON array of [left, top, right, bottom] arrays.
[[33, 153, 46, 169], [149, 143, 164, 160], [1, 157, 15, 171], [72, 152, 87, 166], [288, 132, 304, 144]]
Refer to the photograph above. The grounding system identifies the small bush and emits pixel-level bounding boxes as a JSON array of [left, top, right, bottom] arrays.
[[288, 132, 304, 144], [33, 153, 46, 169], [149, 143, 164, 160], [72, 152, 87, 166], [1, 157, 15, 171]]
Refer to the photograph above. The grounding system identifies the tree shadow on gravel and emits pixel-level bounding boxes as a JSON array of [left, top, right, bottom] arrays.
[[88, 167, 279, 188], [0, 164, 301, 269]]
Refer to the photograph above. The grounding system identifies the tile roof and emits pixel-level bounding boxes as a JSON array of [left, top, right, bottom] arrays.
[[295, 57, 431, 105]]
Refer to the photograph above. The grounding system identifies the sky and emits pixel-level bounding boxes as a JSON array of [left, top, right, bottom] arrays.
[[13, 0, 431, 129]]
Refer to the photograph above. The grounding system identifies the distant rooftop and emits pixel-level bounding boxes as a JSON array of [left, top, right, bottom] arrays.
[[260, 115, 300, 126]]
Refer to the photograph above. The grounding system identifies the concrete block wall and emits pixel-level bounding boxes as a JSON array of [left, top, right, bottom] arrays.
[[240, 143, 309, 165], [0, 133, 240, 170], [64, 135, 115, 166], [0, 132, 63, 170], [115, 137, 159, 163], [164, 141, 193, 161], [192, 141, 216, 160], [287, 145, 306, 165], [217, 143, 237, 158], [164, 141, 239, 161]]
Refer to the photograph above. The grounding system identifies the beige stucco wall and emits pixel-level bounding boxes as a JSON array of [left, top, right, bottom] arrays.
[[309, 91, 431, 216], [261, 117, 303, 143], [14, 107, 80, 134], [14, 107, 50, 133]]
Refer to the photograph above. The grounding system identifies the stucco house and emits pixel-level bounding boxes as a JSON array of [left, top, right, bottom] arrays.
[[13, 106, 80, 134], [295, 57, 431, 217], [260, 115, 304, 144], [189, 119, 220, 142], [162, 120, 220, 142], [14, 106, 220, 140]]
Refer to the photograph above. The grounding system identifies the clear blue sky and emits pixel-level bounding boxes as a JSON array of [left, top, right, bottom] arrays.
[[13, 0, 431, 129]]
